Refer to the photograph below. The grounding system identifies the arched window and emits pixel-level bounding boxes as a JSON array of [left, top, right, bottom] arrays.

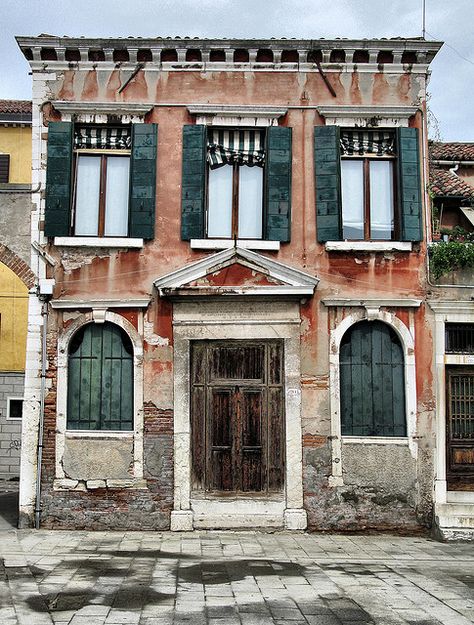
[[67, 322, 133, 430], [340, 320, 406, 436]]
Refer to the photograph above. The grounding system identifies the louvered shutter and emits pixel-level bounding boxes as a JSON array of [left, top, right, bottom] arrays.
[[0, 154, 10, 183], [129, 123, 157, 239], [181, 125, 207, 240], [314, 125, 342, 242], [397, 127, 423, 242], [45, 122, 74, 237], [264, 126, 292, 242]]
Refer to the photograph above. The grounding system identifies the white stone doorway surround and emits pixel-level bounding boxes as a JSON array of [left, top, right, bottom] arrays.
[[169, 299, 307, 531]]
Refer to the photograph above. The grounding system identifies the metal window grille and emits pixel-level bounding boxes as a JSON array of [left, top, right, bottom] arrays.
[[448, 373, 474, 440], [445, 323, 474, 354]]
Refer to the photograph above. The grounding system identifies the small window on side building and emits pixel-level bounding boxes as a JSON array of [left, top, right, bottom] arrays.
[[7, 398, 23, 420]]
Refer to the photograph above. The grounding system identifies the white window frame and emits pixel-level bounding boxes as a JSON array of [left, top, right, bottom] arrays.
[[6, 397, 24, 420]]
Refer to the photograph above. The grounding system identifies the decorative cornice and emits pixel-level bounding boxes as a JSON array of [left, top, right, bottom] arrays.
[[322, 298, 422, 308], [16, 35, 443, 70], [188, 105, 287, 118], [429, 301, 474, 314], [51, 101, 153, 117], [318, 105, 419, 119], [50, 298, 151, 309]]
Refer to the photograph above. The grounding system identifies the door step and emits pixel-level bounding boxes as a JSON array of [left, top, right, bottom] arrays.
[[190, 497, 285, 529], [435, 502, 474, 541]]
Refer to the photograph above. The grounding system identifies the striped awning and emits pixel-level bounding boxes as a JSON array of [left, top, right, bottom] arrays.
[[74, 125, 131, 150], [207, 129, 265, 169], [340, 130, 395, 157]]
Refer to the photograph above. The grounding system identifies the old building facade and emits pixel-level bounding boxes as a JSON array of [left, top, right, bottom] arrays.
[[18, 35, 470, 536]]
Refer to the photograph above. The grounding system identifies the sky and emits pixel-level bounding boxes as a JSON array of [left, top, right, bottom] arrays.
[[1, 0, 473, 141]]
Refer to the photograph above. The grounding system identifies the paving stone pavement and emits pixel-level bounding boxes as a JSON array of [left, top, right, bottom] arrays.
[[0, 527, 473, 625]]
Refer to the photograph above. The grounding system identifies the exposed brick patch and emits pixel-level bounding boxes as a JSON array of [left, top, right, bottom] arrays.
[[303, 434, 327, 448], [0, 244, 35, 288]]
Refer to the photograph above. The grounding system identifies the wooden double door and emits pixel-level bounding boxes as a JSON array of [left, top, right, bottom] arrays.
[[446, 367, 474, 490], [191, 340, 285, 494]]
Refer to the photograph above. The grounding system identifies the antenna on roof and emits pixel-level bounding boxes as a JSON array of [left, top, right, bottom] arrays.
[[422, 0, 426, 39]]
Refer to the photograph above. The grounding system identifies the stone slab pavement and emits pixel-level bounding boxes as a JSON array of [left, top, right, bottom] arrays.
[[0, 527, 473, 625]]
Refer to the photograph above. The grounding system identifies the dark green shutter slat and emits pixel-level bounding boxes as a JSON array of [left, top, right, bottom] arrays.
[[129, 123, 157, 239], [181, 124, 206, 240], [45, 122, 73, 237], [397, 127, 423, 242], [314, 126, 342, 242], [264, 126, 292, 242]]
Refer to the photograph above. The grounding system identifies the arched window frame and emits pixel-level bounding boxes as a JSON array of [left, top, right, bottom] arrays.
[[55, 310, 144, 482], [328, 307, 417, 486]]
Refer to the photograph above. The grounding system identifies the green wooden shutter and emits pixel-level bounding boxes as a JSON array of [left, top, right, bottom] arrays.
[[181, 125, 207, 240], [264, 126, 292, 242], [340, 321, 406, 437], [45, 122, 73, 237], [67, 323, 133, 431], [314, 126, 342, 242], [129, 123, 157, 239], [397, 127, 423, 242]]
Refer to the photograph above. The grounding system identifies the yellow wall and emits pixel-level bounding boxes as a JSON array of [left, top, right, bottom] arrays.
[[0, 264, 28, 371], [0, 125, 32, 184]]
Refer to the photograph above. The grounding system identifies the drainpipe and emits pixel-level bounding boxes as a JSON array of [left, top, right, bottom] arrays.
[[34, 297, 49, 529]]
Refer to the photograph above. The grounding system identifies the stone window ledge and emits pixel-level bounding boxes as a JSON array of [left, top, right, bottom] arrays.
[[190, 239, 280, 251], [65, 431, 134, 439], [54, 237, 144, 248], [53, 478, 147, 491], [342, 436, 409, 445], [325, 241, 412, 252]]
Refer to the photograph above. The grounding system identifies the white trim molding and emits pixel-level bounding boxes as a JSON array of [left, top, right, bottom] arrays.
[[318, 105, 419, 128], [190, 239, 280, 251], [50, 101, 153, 122], [325, 241, 412, 252], [54, 237, 144, 248], [55, 311, 144, 488], [51, 298, 150, 310], [326, 306, 418, 486], [188, 104, 287, 127], [323, 298, 422, 309]]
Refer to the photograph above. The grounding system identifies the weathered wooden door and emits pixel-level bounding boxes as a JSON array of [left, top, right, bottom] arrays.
[[191, 341, 284, 493], [446, 367, 474, 490]]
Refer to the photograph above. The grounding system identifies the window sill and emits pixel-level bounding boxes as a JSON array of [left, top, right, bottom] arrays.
[[54, 237, 144, 248], [190, 239, 280, 251], [342, 436, 409, 445], [65, 431, 134, 438], [325, 241, 412, 252]]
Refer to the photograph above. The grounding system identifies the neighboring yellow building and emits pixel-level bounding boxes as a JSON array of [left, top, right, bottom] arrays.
[[0, 100, 31, 184], [0, 100, 33, 480], [0, 264, 28, 372]]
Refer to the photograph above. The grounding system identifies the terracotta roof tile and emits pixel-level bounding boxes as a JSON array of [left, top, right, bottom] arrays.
[[430, 141, 474, 162], [430, 166, 474, 203], [0, 100, 32, 115]]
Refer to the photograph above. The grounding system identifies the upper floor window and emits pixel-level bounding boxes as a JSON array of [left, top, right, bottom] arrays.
[[207, 129, 265, 239], [315, 126, 422, 244], [44, 121, 157, 241], [67, 322, 133, 431], [340, 130, 396, 241], [74, 125, 131, 237], [181, 124, 292, 244]]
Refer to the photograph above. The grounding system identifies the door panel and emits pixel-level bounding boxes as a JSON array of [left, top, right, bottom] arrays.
[[191, 340, 284, 494], [446, 367, 474, 489]]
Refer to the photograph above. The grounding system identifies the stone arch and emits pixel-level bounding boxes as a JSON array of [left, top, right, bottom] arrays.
[[0, 244, 35, 289]]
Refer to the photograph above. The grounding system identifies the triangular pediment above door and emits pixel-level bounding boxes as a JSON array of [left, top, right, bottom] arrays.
[[154, 247, 319, 297]]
